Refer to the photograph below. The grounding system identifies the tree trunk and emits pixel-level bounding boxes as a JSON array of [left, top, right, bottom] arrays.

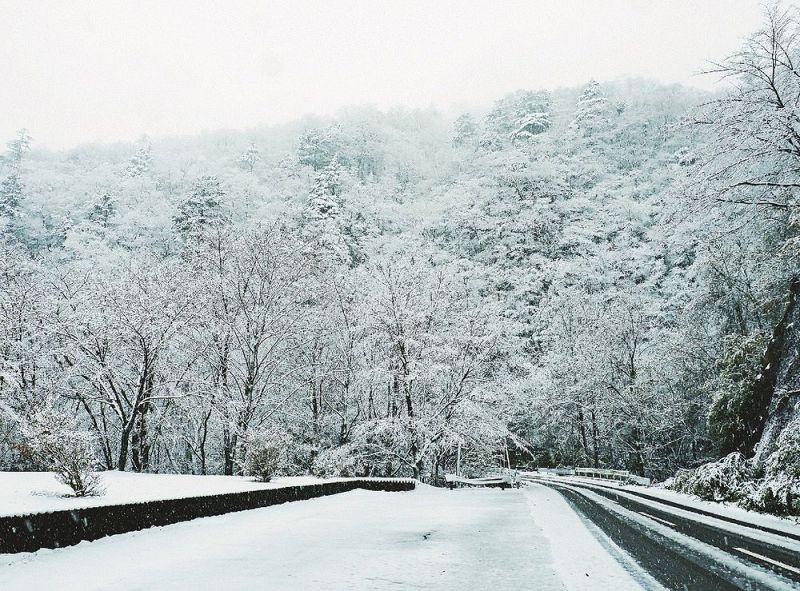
[[198, 406, 212, 475], [223, 426, 236, 476], [590, 409, 600, 468], [131, 402, 150, 472], [311, 378, 319, 465], [118, 418, 135, 471], [577, 408, 589, 462]]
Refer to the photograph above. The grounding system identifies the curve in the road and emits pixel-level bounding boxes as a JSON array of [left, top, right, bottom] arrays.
[[533, 480, 799, 591]]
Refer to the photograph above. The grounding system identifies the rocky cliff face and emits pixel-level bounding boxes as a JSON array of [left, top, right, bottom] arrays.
[[753, 279, 800, 467]]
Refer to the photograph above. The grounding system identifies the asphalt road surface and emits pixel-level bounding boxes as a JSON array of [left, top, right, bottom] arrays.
[[528, 477, 800, 591]]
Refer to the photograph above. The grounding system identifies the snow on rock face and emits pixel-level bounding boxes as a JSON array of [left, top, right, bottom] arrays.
[[754, 279, 800, 466], [0, 485, 642, 591]]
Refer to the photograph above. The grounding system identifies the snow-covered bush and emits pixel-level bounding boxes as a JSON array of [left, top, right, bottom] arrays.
[[740, 475, 798, 515], [766, 416, 800, 481], [668, 420, 800, 515], [245, 434, 283, 482], [741, 418, 800, 515], [20, 408, 103, 497], [665, 468, 694, 492], [312, 445, 361, 478], [667, 452, 753, 502]]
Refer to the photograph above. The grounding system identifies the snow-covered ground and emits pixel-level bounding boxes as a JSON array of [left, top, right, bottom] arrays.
[[523, 483, 658, 590], [0, 484, 649, 590], [0, 471, 332, 517]]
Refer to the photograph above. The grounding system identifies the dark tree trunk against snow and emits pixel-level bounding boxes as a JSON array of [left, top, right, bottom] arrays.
[[223, 426, 235, 476], [79, 397, 114, 469], [131, 397, 152, 472], [753, 278, 800, 465], [131, 404, 151, 472], [118, 418, 134, 471], [198, 405, 212, 475], [591, 409, 600, 469], [577, 408, 589, 462]]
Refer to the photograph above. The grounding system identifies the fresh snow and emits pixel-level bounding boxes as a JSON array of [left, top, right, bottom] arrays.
[[524, 483, 657, 590], [0, 471, 333, 517], [1, 485, 645, 590]]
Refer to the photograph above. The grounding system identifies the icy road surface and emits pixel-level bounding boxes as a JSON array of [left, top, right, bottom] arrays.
[[0, 484, 647, 591]]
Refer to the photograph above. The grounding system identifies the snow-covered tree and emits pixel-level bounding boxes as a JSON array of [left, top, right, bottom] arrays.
[[239, 142, 260, 173], [481, 89, 551, 149], [0, 174, 22, 219], [510, 111, 551, 142], [87, 192, 116, 229], [452, 113, 478, 147], [174, 175, 229, 239], [5, 128, 31, 166], [570, 79, 610, 137], [126, 141, 152, 177]]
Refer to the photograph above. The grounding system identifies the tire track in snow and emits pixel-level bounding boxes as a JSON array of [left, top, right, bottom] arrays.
[[538, 480, 798, 591]]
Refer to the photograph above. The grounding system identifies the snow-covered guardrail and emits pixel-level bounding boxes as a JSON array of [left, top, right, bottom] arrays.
[[519, 467, 651, 485], [537, 467, 575, 476], [0, 478, 415, 554], [574, 467, 651, 486], [444, 474, 515, 489]]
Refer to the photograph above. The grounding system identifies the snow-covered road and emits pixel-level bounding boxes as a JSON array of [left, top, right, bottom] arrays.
[[533, 478, 800, 591], [0, 484, 646, 590]]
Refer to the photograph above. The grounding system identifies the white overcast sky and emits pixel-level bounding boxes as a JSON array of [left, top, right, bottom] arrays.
[[0, 0, 773, 149]]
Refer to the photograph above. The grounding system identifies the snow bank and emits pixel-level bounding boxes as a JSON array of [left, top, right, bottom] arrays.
[[524, 483, 656, 590]]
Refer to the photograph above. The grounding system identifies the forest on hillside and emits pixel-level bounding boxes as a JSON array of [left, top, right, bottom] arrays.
[[1, 6, 799, 514]]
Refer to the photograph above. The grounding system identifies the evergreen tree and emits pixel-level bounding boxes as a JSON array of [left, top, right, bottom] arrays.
[[570, 79, 610, 136], [301, 158, 352, 261], [174, 175, 228, 238], [481, 89, 550, 149], [510, 111, 551, 142], [126, 142, 152, 177], [88, 192, 116, 229], [452, 113, 478, 147], [0, 174, 22, 218], [5, 129, 31, 166], [306, 157, 343, 222], [239, 142, 260, 173], [0, 174, 23, 243]]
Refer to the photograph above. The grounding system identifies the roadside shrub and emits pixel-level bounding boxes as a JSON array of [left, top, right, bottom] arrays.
[[667, 452, 753, 502], [246, 437, 282, 482], [740, 475, 798, 515], [21, 407, 103, 497], [664, 468, 694, 492], [667, 420, 800, 516]]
